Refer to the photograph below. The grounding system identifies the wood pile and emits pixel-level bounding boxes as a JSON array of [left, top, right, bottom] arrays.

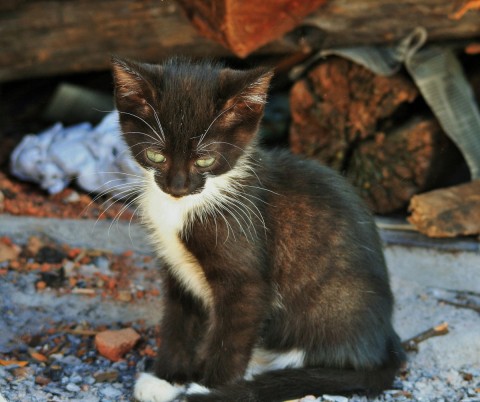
[[289, 57, 461, 214], [2, 0, 480, 81]]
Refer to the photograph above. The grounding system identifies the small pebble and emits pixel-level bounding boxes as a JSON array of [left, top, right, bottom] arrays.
[[92, 256, 111, 274], [70, 374, 82, 383], [63, 260, 76, 277], [35, 375, 51, 386], [0, 242, 21, 263], [322, 395, 349, 402], [13, 367, 32, 379], [116, 289, 133, 302], [26, 236, 44, 256], [94, 370, 119, 383], [66, 383, 81, 392], [63, 190, 80, 203], [100, 384, 123, 398]]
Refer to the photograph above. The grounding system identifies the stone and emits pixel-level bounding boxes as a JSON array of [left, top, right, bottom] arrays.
[[100, 384, 122, 398], [116, 290, 132, 302], [35, 375, 51, 386], [322, 395, 349, 402], [95, 328, 141, 362], [0, 241, 20, 263], [66, 383, 81, 392], [25, 236, 44, 257]]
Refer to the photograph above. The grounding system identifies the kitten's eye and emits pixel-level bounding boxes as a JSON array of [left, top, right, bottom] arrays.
[[195, 157, 215, 168], [146, 149, 166, 163]]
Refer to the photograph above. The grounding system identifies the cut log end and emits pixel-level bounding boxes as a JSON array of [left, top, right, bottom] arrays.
[[176, 0, 328, 57], [408, 180, 480, 237], [289, 57, 460, 214]]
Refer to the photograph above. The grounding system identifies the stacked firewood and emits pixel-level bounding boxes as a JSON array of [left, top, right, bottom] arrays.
[[290, 54, 480, 236], [289, 57, 462, 214]]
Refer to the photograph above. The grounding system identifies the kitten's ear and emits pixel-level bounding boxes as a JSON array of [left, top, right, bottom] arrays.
[[220, 68, 274, 122], [111, 56, 158, 115]]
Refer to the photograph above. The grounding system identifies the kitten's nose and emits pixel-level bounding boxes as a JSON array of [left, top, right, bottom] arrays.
[[168, 174, 189, 198]]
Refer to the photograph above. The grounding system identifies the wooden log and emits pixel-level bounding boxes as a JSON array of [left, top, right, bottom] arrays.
[[0, 0, 289, 82], [2, 0, 480, 82], [178, 0, 480, 57], [348, 118, 455, 214], [408, 180, 480, 237], [290, 57, 419, 170], [304, 0, 480, 49], [289, 57, 459, 214], [176, 0, 327, 58]]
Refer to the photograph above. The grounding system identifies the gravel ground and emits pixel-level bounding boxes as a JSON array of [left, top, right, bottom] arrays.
[[0, 218, 479, 402]]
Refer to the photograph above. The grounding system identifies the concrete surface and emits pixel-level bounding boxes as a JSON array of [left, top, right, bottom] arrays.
[[0, 214, 479, 401]]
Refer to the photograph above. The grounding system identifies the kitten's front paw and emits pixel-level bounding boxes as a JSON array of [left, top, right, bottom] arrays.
[[134, 373, 184, 402]]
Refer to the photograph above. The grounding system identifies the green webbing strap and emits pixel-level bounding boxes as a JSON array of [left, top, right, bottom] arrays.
[[406, 45, 480, 179], [291, 28, 480, 179]]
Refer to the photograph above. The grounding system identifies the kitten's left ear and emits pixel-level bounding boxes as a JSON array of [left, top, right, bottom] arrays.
[[111, 56, 158, 115], [221, 68, 274, 118]]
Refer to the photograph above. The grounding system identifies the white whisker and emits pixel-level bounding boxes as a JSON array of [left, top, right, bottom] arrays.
[[82, 181, 143, 219], [243, 184, 281, 196], [122, 131, 163, 146], [118, 111, 163, 142], [108, 192, 143, 236], [93, 186, 143, 228], [196, 104, 237, 148], [145, 101, 166, 142]]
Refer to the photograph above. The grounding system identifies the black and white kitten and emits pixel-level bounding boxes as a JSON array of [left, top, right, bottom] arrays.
[[111, 57, 405, 402]]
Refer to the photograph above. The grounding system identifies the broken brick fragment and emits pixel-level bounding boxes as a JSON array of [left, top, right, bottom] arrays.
[[95, 328, 141, 362], [0, 240, 21, 262]]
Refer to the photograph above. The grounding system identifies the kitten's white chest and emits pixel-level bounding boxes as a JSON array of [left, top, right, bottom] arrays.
[[140, 178, 213, 308]]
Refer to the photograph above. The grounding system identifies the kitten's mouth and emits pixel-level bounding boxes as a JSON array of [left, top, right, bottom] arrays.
[[162, 186, 204, 199]]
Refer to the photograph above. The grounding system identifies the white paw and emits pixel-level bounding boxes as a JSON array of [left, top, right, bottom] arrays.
[[186, 382, 210, 395], [134, 373, 184, 402]]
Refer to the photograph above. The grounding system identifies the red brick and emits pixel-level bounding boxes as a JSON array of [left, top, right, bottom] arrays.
[[95, 328, 141, 362]]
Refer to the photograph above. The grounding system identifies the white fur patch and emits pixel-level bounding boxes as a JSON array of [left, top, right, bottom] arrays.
[[244, 348, 306, 380], [134, 373, 184, 402], [140, 170, 214, 308], [138, 152, 259, 308], [185, 383, 210, 395]]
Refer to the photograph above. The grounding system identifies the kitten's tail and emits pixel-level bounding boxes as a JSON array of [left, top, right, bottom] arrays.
[[185, 350, 404, 402]]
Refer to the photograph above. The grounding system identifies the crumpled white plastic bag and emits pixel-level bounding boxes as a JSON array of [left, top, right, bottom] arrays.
[[10, 111, 143, 197]]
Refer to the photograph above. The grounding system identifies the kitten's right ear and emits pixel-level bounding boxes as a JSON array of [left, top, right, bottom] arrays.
[[111, 56, 158, 115]]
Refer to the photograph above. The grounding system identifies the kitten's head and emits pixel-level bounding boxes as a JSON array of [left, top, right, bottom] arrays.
[[112, 57, 273, 198]]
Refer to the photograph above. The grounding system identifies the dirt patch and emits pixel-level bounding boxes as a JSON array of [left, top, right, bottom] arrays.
[[0, 171, 134, 221]]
